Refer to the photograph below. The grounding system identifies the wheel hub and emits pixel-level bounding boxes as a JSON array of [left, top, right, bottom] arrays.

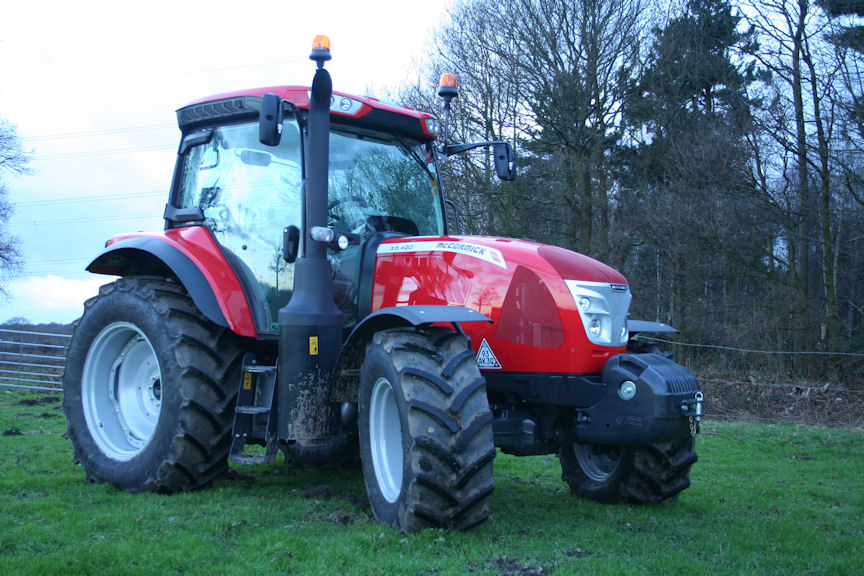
[[82, 322, 162, 461], [573, 443, 622, 482]]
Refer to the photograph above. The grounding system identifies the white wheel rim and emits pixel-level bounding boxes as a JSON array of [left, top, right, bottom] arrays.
[[369, 376, 403, 503], [81, 322, 162, 461]]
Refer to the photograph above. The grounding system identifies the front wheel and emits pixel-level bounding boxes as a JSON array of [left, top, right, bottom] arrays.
[[62, 277, 242, 492], [559, 437, 697, 503], [358, 328, 495, 532]]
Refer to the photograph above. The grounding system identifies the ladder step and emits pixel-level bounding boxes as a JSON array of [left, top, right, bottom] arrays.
[[235, 405, 271, 415], [229, 453, 267, 465], [230, 355, 278, 466], [243, 365, 276, 374]]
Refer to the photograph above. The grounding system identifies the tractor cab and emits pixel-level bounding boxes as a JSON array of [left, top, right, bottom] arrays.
[[165, 87, 445, 334]]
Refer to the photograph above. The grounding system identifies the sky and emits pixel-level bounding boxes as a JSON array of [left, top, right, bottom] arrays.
[[0, 0, 454, 324]]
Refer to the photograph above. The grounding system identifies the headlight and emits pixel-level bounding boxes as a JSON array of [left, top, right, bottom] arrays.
[[565, 280, 632, 346], [578, 296, 591, 312]]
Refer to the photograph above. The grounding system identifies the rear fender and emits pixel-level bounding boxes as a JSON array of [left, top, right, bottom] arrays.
[[331, 305, 492, 402], [86, 232, 259, 338]]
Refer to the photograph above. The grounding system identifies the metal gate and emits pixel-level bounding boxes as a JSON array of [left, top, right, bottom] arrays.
[[0, 327, 70, 391]]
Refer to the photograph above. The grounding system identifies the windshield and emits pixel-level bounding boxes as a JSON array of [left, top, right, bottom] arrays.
[[327, 128, 444, 237]]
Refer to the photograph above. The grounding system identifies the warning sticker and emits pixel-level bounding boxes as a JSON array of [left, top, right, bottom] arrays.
[[476, 338, 502, 370], [378, 240, 507, 269]]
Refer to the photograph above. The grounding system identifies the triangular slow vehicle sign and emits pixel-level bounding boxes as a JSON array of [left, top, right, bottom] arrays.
[[476, 338, 502, 369]]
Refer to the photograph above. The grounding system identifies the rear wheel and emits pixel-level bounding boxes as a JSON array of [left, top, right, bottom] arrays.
[[559, 437, 697, 503], [63, 277, 242, 492], [358, 328, 495, 532]]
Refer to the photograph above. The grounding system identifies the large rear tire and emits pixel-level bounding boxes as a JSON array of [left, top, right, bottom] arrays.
[[559, 437, 697, 503], [358, 328, 495, 532], [62, 277, 242, 492]]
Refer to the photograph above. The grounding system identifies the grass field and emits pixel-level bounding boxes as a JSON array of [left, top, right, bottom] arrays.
[[1, 388, 862, 575]]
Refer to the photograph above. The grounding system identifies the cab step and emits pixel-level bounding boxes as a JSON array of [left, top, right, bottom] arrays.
[[229, 355, 279, 465]]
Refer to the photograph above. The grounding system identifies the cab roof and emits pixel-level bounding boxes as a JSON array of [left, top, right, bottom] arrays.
[[176, 85, 439, 141]]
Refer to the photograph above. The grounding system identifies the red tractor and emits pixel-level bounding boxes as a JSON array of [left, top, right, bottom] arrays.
[[62, 36, 703, 532]]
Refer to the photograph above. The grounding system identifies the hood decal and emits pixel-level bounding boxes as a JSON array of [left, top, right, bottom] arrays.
[[378, 240, 507, 269]]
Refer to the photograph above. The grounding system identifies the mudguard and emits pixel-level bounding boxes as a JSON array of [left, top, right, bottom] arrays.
[[86, 227, 259, 338], [627, 319, 680, 335], [331, 305, 492, 402]]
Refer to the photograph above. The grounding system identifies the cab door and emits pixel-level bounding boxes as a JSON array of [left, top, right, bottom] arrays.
[[173, 120, 304, 333]]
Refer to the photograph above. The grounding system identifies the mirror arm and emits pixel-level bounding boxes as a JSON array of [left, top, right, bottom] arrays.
[[443, 141, 497, 157]]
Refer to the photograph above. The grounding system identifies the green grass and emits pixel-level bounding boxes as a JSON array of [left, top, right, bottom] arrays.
[[1, 389, 862, 575]]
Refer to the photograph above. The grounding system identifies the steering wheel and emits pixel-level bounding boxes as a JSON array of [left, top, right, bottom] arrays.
[[328, 195, 369, 230]]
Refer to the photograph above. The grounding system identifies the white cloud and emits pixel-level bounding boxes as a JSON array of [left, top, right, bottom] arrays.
[[1, 275, 108, 325]]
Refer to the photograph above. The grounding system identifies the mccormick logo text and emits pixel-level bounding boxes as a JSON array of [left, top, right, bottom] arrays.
[[378, 240, 507, 269]]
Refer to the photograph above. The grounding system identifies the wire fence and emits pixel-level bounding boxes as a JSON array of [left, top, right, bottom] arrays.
[[0, 328, 70, 392], [0, 327, 860, 426], [638, 336, 864, 427]]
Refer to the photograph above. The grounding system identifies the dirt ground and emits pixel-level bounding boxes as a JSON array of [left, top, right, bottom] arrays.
[[699, 374, 864, 428]]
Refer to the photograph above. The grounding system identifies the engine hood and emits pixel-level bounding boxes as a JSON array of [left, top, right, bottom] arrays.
[[375, 236, 627, 284], [371, 235, 630, 374]]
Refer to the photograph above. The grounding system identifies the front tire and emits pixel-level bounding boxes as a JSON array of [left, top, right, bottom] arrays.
[[358, 328, 495, 532], [62, 277, 242, 492], [559, 437, 697, 503]]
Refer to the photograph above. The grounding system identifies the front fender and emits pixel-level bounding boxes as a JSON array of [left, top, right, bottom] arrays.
[[86, 228, 259, 338], [331, 305, 492, 402], [627, 319, 679, 336]]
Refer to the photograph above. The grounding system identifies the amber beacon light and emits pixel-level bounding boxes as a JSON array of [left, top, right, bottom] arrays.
[[310, 34, 331, 63]]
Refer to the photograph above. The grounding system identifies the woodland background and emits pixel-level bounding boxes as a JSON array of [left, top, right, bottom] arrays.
[[1, 0, 862, 421], [397, 0, 864, 388]]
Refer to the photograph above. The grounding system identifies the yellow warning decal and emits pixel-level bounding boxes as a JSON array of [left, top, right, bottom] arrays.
[[242, 372, 252, 390], [309, 336, 319, 355]]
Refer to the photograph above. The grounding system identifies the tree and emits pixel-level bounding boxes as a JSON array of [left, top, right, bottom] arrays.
[[618, 0, 762, 340], [820, 0, 864, 202], [401, 0, 649, 256], [819, 0, 864, 50], [399, 0, 863, 377], [398, 0, 524, 238], [0, 119, 29, 295], [818, 0, 864, 361], [743, 0, 861, 367], [496, 0, 649, 259]]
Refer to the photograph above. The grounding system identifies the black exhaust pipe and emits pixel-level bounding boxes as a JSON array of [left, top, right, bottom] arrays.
[[277, 37, 343, 443]]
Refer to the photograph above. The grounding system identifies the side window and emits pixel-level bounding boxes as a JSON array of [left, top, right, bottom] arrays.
[[177, 121, 303, 332]]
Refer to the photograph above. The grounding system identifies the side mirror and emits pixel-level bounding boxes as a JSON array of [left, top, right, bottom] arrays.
[[259, 93, 284, 146], [283, 225, 300, 263], [493, 142, 515, 181]]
